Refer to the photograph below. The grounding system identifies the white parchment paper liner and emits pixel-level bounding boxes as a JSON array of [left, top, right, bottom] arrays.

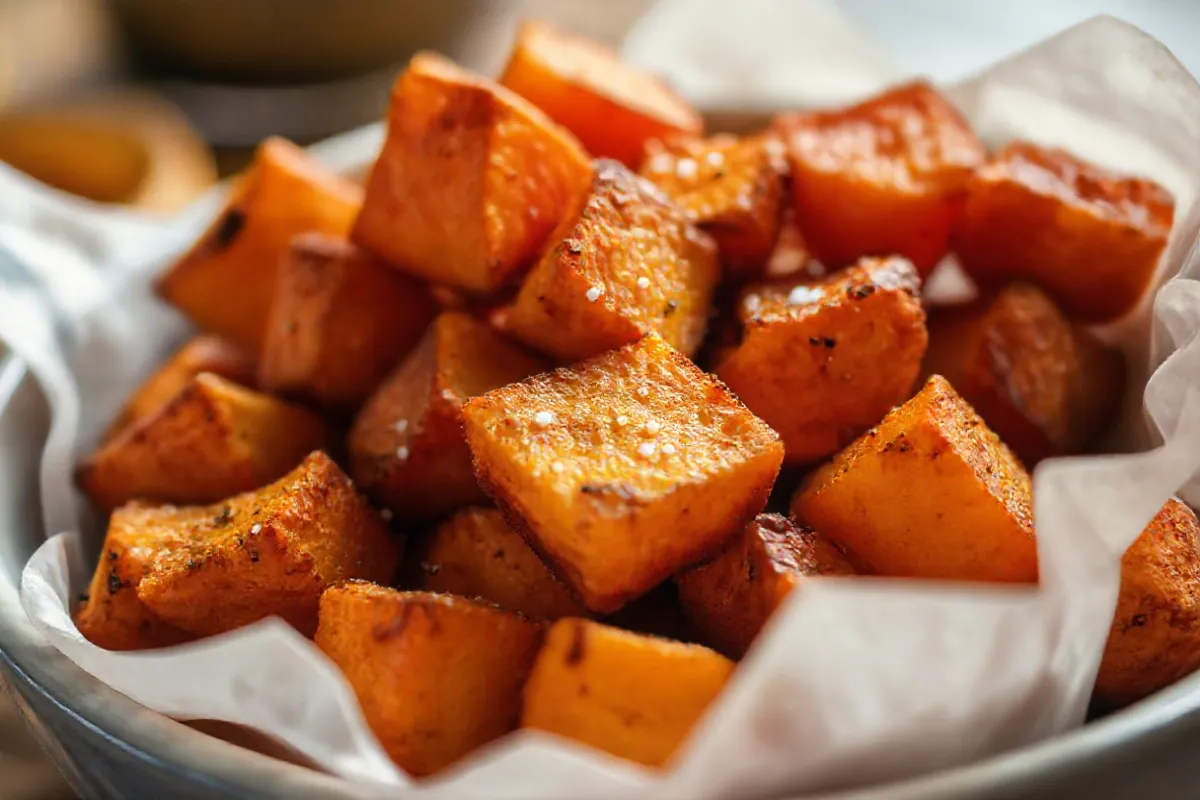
[[4, 9, 1200, 798]]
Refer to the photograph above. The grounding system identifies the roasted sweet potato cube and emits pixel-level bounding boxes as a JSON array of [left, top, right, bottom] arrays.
[[923, 283, 1125, 465], [258, 233, 438, 412], [157, 137, 362, 351], [507, 160, 719, 362], [792, 375, 1037, 583], [102, 335, 256, 443], [500, 20, 703, 168], [352, 52, 591, 294], [74, 505, 195, 651], [316, 583, 542, 776], [78, 373, 328, 513], [463, 334, 784, 612], [639, 133, 785, 279], [716, 257, 928, 465], [1095, 498, 1200, 708], [953, 142, 1174, 323], [521, 618, 733, 767], [349, 312, 549, 521], [676, 513, 856, 658], [136, 452, 400, 637], [776, 81, 985, 275], [409, 507, 587, 620]]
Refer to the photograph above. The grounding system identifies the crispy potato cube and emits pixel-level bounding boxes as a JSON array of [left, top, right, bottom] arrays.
[[953, 142, 1174, 323], [521, 619, 733, 767], [74, 505, 194, 651], [102, 335, 256, 443], [639, 133, 785, 279], [1095, 498, 1200, 708], [463, 334, 784, 613], [676, 513, 856, 658], [776, 81, 985, 275], [316, 583, 542, 776], [136, 452, 400, 637], [157, 137, 362, 351], [924, 283, 1125, 465], [258, 233, 438, 412], [507, 160, 719, 362], [792, 375, 1037, 583], [352, 52, 591, 294], [409, 507, 587, 620], [78, 373, 328, 514], [349, 312, 549, 521], [500, 20, 703, 168], [716, 257, 928, 464]]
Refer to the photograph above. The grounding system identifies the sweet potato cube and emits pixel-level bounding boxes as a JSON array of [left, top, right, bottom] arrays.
[[676, 513, 856, 658], [507, 160, 719, 362], [639, 133, 785, 279], [78, 373, 328, 513], [716, 257, 928, 464], [258, 233, 438, 412], [923, 283, 1125, 465], [777, 81, 985, 274], [74, 505, 194, 651], [102, 335, 256, 443], [500, 20, 703, 168], [136, 452, 400, 637], [409, 507, 587, 621], [521, 619, 733, 767], [157, 137, 362, 351], [316, 584, 542, 776], [352, 52, 591, 294], [463, 334, 784, 612], [1095, 498, 1200, 708], [953, 142, 1174, 323], [349, 312, 549, 521], [792, 375, 1037, 583]]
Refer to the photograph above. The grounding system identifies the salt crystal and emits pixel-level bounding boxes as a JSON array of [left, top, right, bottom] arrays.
[[392, 419, 408, 435], [661, 443, 677, 455], [534, 410, 556, 427], [787, 285, 825, 306], [586, 286, 603, 303], [250, 524, 262, 535], [645, 420, 661, 434], [396, 446, 410, 461], [637, 442, 656, 458], [676, 158, 698, 179], [550, 461, 564, 474], [636, 276, 651, 289], [706, 151, 725, 168]]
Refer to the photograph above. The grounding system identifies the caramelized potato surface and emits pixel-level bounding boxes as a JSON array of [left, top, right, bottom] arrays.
[[792, 375, 1037, 583], [464, 334, 783, 613], [157, 137, 362, 351], [353, 52, 591, 294], [521, 618, 733, 767], [501, 20, 703, 167], [954, 142, 1174, 323], [316, 583, 542, 776]]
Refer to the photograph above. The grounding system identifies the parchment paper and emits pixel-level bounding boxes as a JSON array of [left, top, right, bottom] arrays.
[[6, 7, 1200, 798]]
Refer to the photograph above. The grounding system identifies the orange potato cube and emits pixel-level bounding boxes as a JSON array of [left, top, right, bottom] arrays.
[[923, 283, 1125, 465], [521, 618, 733, 767], [500, 20, 703, 168], [102, 335, 256, 443], [1095, 498, 1200, 708], [348, 312, 549, 521], [74, 507, 193, 651], [716, 257, 928, 464], [953, 142, 1174, 323], [676, 513, 856, 658], [136, 452, 400, 637], [78, 373, 328, 514], [776, 81, 985, 275], [639, 133, 785, 279], [157, 137, 362, 351], [316, 583, 542, 776], [507, 160, 719, 362], [409, 506, 587, 621], [352, 52, 591, 294], [792, 375, 1037, 583], [258, 233, 438, 413], [463, 334, 784, 613]]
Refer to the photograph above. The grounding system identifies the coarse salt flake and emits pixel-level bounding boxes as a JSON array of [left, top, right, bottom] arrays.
[[706, 151, 725, 168], [661, 443, 677, 455], [392, 419, 408, 435], [637, 442, 656, 458], [534, 410, 556, 427], [645, 420, 661, 434], [636, 276, 651, 289], [396, 446, 410, 461], [550, 461, 564, 474], [586, 286, 603, 303], [636, 386, 649, 398], [615, 415, 629, 427], [250, 524, 262, 535], [676, 158, 698, 179], [787, 285, 825, 306]]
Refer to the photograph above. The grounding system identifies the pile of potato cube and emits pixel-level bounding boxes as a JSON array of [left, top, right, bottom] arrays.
[[73, 19, 1197, 777]]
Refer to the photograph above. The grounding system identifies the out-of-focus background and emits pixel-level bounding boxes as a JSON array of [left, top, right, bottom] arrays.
[[2, 1, 1198, 798]]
